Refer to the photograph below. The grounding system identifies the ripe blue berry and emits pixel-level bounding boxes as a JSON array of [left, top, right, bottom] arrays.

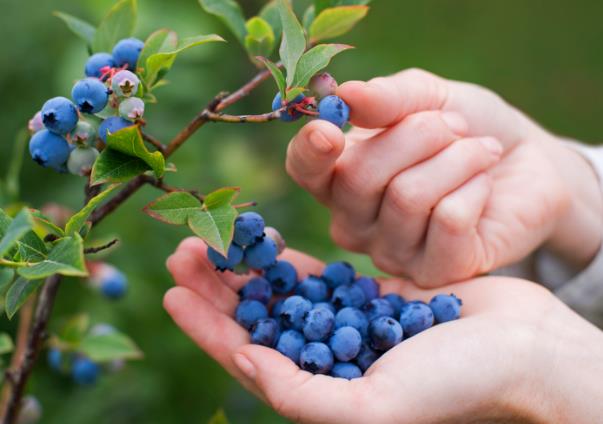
[[313, 302, 336, 314], [240, 276, 273, 304], [234, 212, 265, 246], [272, 92, 305, 122], [299, 342, 334, 374], [29, 130, 71, 172], [72, 357, 100, 385], [303, 307, 335, 342], [399, 302, 434, 337], [335, 307, 369, 338], [119, 97, 145, 120], [67, 146, 99, 176], [100, 268, 128, 300], [69, 120, 97, 144], [355, 342, 380, 372], [318, 95, 350, 128], [429, 294, 462, 323], [47, 348, 62, 371], [41, 97, 79, 135], [244, 237, 277, 269], [28, 111, 44, 133], [271, 299, 285, 318], [363, 298, 395, 322], [112, 38, 144, 70], [354, 276, 380, 301], [72, 78, 109, 114], [309, 72, 338, 99], [329, 326, 362, 362], [276, 330, 306, 364], [235, 299, 268, 330], [280, 295, 312, 331], [322, 261, 355, 288], [331, 362, 362, 380], [382, 293, 406, 317], [264, 260, 297, 294], [111, 70, 140, 97], [250, 318, 280, 347], [369, 316, 403, 351], [207, 244, 244, 271], [297, 276, 329, 303], [85, 52, 116, 78], [98, 116, 133, 143], [331, 284, 366, 309]]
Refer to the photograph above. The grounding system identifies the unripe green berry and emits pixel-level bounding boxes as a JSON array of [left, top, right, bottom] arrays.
[[111, 70, 140, 97], [309, 72, 338, 99], [69, 120, 97, 145], [119, 97, 145, 120], [67, 146, 99, 176]]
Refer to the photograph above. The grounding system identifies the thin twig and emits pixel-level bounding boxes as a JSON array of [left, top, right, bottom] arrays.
[[84, 238, 119, 254], [203, 110, 281, 123], [141, 131, 166, 154]]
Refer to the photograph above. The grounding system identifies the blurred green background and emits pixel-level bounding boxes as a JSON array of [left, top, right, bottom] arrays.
[[1, 0, 603, 422]]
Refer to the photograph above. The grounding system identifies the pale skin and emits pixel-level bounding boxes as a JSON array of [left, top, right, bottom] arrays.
[[286, 68, 603, 286], [164, 237, 603, 424]]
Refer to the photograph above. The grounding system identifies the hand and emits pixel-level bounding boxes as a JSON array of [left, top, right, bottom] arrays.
[[163, 237, 603, 424], [286, 69, 603, 286]]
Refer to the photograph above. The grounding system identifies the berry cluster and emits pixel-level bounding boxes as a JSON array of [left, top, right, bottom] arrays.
[[208, 212, 463, 379], [28, 38, 145, 175], [271, 73, 351, 128]]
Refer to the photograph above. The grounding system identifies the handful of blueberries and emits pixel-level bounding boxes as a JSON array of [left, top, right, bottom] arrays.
[[207, 212, 463, 379]]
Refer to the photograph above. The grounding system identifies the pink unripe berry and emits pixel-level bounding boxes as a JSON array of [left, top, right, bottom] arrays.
[[309, 73, 338, 99]]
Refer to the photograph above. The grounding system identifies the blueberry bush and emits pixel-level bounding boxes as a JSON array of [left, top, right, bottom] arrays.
[[0, 0, 370, 421]]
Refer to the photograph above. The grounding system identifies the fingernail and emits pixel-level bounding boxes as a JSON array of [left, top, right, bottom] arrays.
[[309, 131, 333, 154], [441, 112, 468, 135], [479, 137, 503, 156], [233, 353, 256, 379]]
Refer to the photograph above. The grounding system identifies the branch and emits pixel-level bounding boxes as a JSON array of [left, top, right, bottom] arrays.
[[203, 110, 281, 123], [84, 238, 119, 254], [141, 131, 166, 154]]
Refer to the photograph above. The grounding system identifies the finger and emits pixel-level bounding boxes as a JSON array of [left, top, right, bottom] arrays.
[[337, 68, 449, 129], [234, 345, 375, 423], [286, 120, 345, 202], [370, 137, 502, 274]]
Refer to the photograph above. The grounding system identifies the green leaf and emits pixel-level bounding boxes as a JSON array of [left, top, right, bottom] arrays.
[[92, 0, 138, 53], [285, 86, 306, 102], [143, 192, 202, 225], [106, 126, 165, 178], [259, 0, 284, 41], [5, 278, 42, 319], [309, 6, 368, 42], [187, 188, 239, 256], [0, 268, 15, 295], [0, 333, 13, 355], [65, 184, 121, 236], [0, 209, 34, 258], [277, 0, 306, 87], [303, 6, 316, 32], [91, 149, 150, 185], [18, 235, 88, 280], [144, 34, 225, 88], [292, 43, 353, 88], [59, 314, 90, 345], [137, 29, 178, 79], [245, 17, 275, 59], [16, 231, 48, 263], [79, 331, 143, 363], [4, 129, 28, 203], [208, 409, 230, 424], [256, 57, 285, 97], [53, 11, 96, 47], [199, 0, 246, 42], [30, 210, 65, 238], [314, 0, 370, 15]]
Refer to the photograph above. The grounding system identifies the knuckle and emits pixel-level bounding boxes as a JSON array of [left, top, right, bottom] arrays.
[[334, 164, 373, 197], [386, 176, 429, 214], [433, 198, 473, 235], [402, 112, 440, 138]]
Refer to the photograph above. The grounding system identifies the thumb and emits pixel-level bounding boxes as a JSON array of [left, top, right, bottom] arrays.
[[338, 68, 449, 129]]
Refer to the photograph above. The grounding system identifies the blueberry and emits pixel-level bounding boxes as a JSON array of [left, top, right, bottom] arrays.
[[244, 237, 277, 269], [382, 293, 406, 317], [309, 72, 338, 99], [399, 303, 434, 337], [47, 348, 62, 371], [100, 268, 128, 300], [234, 212, 265, 246], [331, 362, 362, 379], [265, 260, 297, 294], [303, 307, 335, 342], [318, 95, 350, 128], [207, 243, 244, 271], [363, 298, 395, 322], [313, 302, 336, 314], [276, 330, 306, 364], [240, 277, 272, 304], [280, 295, 312, 331], [355, 342, 380, 372], [69, 120, 97, 144], [271, 298, 285, 318], [112, 37, 144, 70], [67, 146, 99, 176], [429, 294, 462, 323], [272, 92, 305, 122], [111, 70, 140, 97], [72, 78, 109, 114], [119, 97, 145, 120], [329, 326, 362, 362], [299, 342, 334, 374], [29, 130, 71, 171], [98, 116, 133, 143], [72, 357, 100, 385], [235, 300, 268, 330], [250, 318, 280, 347], [263, 226, 286, 254], [354, 276, 380, 301], [28, 111, 44, 134], [41, 97, 79, 135], [297, 276, 329, 303], [331, 284, 366, 309], [85, 52, 116, 78], [335, 307, 369, 338], [322, 261, 355, 288], [369, 316, 403, 351]]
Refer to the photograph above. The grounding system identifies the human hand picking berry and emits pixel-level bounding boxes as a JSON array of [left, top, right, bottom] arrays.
[[286, 69, 603, 286]]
